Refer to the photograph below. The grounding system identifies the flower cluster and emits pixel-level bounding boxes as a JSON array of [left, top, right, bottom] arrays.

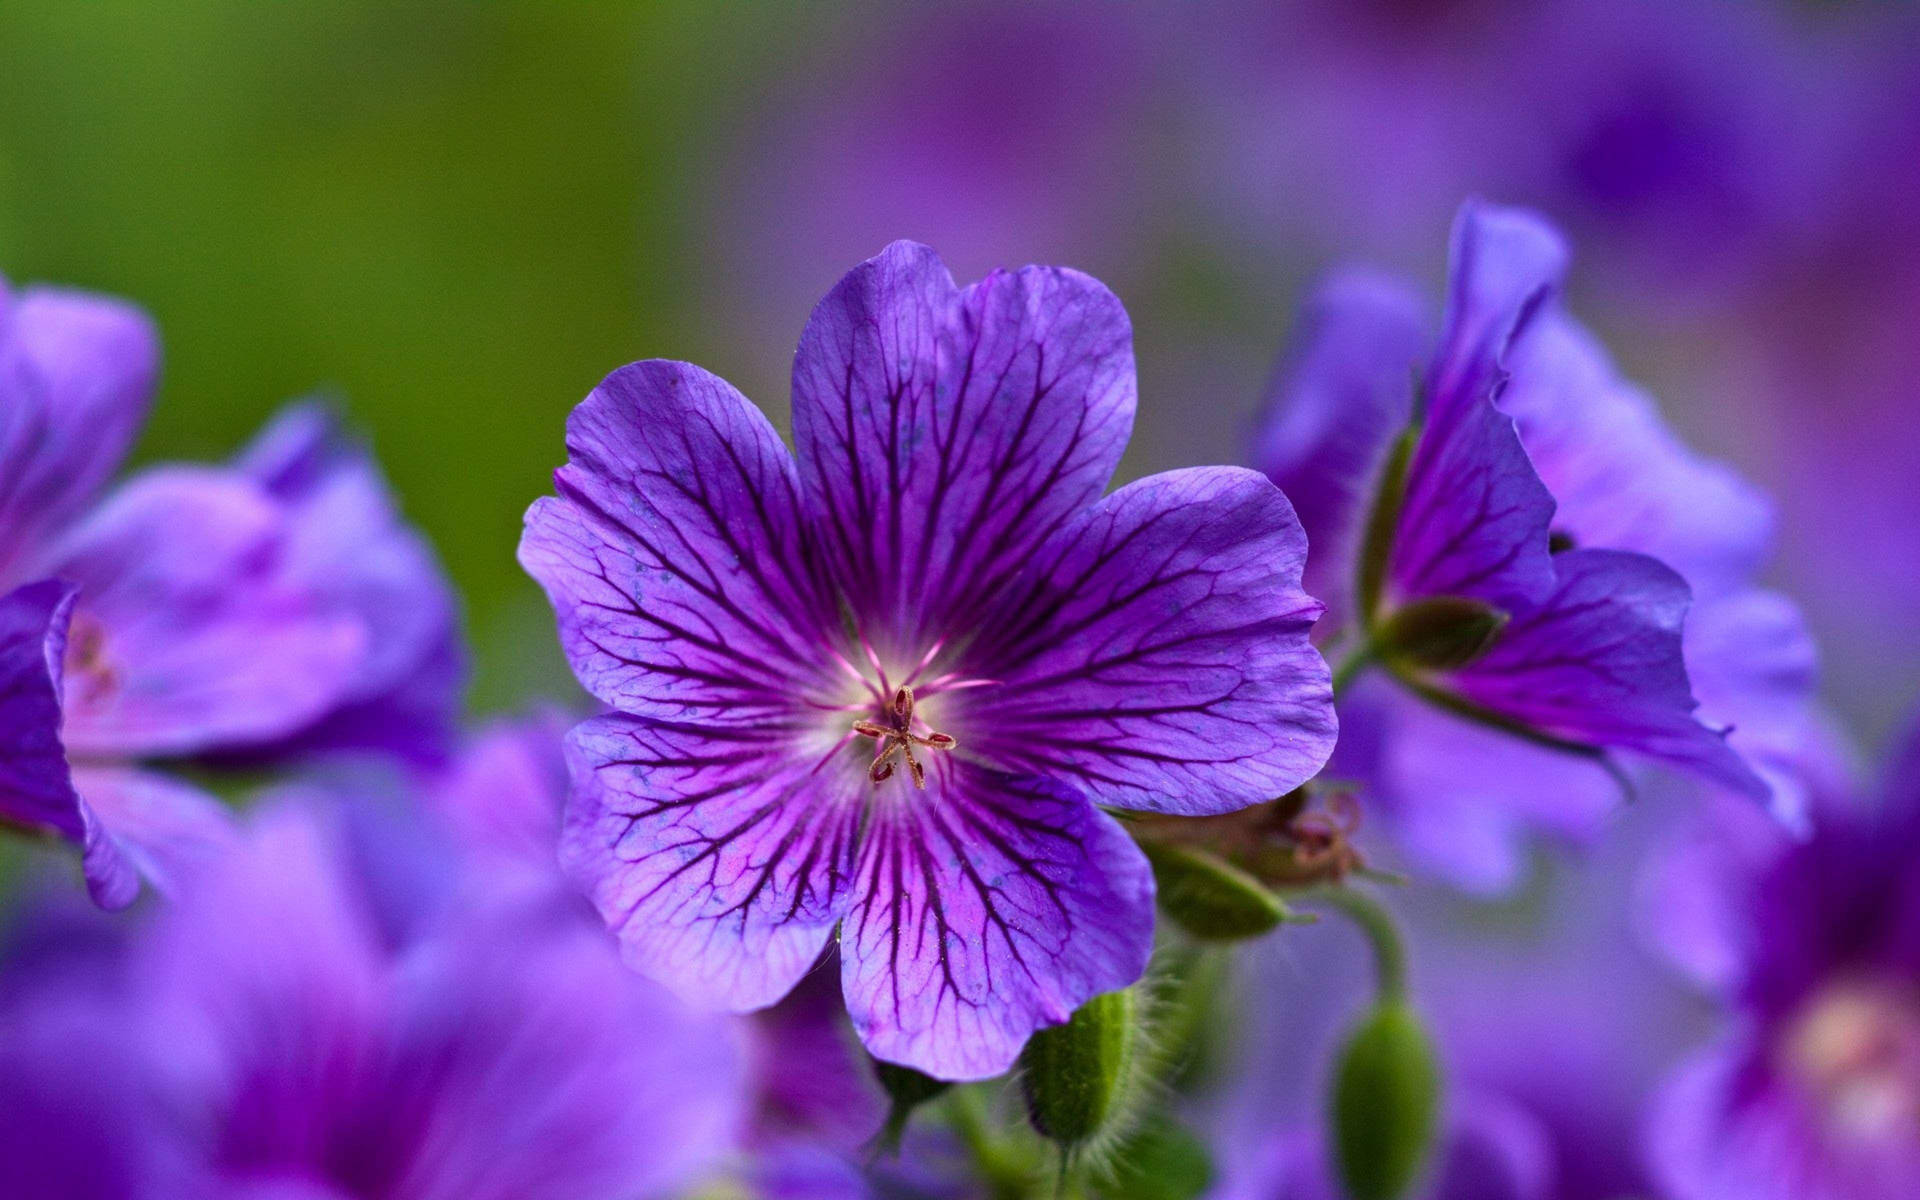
[[1, 180, 1910, 1197]]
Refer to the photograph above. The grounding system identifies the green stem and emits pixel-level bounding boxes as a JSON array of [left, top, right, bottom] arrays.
[[1306, 886, 1409, 1001], [1328, 644, 1376, 698]]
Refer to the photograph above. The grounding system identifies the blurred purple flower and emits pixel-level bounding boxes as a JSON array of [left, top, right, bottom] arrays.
[[520, 240, 1336, 1078], [1257, 201, 1800, 890], [0, 276, 461, 909], [0, 794, 745, 1200], [1213, 804, 1712, 1200], [1649, 716, 1920, 1200]]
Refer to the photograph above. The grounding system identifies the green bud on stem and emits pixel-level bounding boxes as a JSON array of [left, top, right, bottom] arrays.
[[1330, 1000, 1441, 1200], [1020, 988, 1138, 1150]]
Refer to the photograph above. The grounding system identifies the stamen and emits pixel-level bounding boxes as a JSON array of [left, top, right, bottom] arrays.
[[848, 684, 957, 791]]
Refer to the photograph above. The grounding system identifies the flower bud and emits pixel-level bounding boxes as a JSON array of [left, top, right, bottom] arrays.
[[867, 1058, 951, 1155], [1331, 1000, 1441, 1200], [1376, 594, 1508, 671], [1020, 988, 1138, 1148], [1141, 840, 1294, 941]]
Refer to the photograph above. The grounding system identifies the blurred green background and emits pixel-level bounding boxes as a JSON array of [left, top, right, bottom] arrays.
[[0, 2, 817, 712]]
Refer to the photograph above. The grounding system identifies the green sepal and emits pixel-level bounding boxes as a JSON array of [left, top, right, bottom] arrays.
[[1356, 424, 1419, 626], [867, 1058, 952, 1156], [1330, 1000, 1441, 1200], [1141, 840, 1297, 941], [1374, 594, 1509, 672]]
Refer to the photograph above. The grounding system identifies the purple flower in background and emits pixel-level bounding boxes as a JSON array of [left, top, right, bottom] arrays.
[[0, 795, 746, 1200], [1213, 803, 1713, 1200], [1256, 201, 1805, 891], [521, 241, 1336, 1078], [1650, 717, 1920, 1200], [0, 275, 461, 908]]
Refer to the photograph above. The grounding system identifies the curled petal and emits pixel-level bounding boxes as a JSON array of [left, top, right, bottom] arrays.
[[561, 713, 864, 1011], [0, 285, 157, 579], [1427, 200, 1567, 419], [791, 241, 1135, 652], [976, 466, 1335, 815], [0, 580, 83, 841], [45, 468, 367, 758], [72, 768, 238, 902], [1446, 549, 1766, 798], [839, 767, 1153, 1080], [519, 361, 837, 721]]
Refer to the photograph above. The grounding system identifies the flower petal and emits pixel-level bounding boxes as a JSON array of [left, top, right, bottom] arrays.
[[1337, 675, 1620, 895], [1447, 549, 1766, 797], [518, 361, 837, 722], [233, 401, 466, 764], [0, 285, 157, 580], [1499, 311, 1774, 601], [46, 468, 368, 758], [790, 241, 1135, 652], [839, 767, 1154, 1080], [0, 579, 83, 840], [560, 712, 863, 1011], [1392, 391, 1557, 611], [1252, 269, 1428, 622], [973, 466, 1335, 815], [381, 900, 747, 1200], [1427, 200, 1567, 420], [71, 767, 238, 902]]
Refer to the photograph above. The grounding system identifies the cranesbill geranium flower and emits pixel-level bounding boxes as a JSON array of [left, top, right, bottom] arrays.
[[0, 795, 746, 1200], [520, 241, 1337, 1078], [1649, 715, 1920, 1200], [1256, 201, 1786, 892], [0, 275, 462, 908]]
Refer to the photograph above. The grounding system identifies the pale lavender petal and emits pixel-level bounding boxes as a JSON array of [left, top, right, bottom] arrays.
[[839, 767, 1153, 1079], [973, 467, 1334, 815], [1391, 390, 1556, 610], [71, 767, 238, 901], [429, 710, 571, 871], [1339, 676, 1620, 895], [518, 361, 837, 722], [45, 467, 368, 758], [378, 902, 746, 1200], [0, 285, 157, 579], [560, 713, 863, 1011], [1686, 590, 1824, 827], [135, 802, 389, 1171], [790, 241, 1135, 652], [1252, 269, 1428, 621], [1426, 200, 1567, 419], [1448, 549, 1766, 797], [1500, 311, 1774, 599], [234, 402, 465, 763], [1633, 793, 1788, 996]]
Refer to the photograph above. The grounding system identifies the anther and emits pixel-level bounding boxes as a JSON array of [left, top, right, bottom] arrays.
[[851, 685, 957, 790]]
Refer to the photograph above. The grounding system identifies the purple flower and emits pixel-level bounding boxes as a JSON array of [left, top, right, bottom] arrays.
[[1649, 716, 1920, 1200], [520, 241, 1337, 1078], [0, 276, 462, 908], [1257, 201, 1803, 891], [0, 795, 747, 1200]]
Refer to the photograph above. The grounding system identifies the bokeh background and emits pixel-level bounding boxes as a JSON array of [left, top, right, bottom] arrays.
[[5, 0, 1916, 746]]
